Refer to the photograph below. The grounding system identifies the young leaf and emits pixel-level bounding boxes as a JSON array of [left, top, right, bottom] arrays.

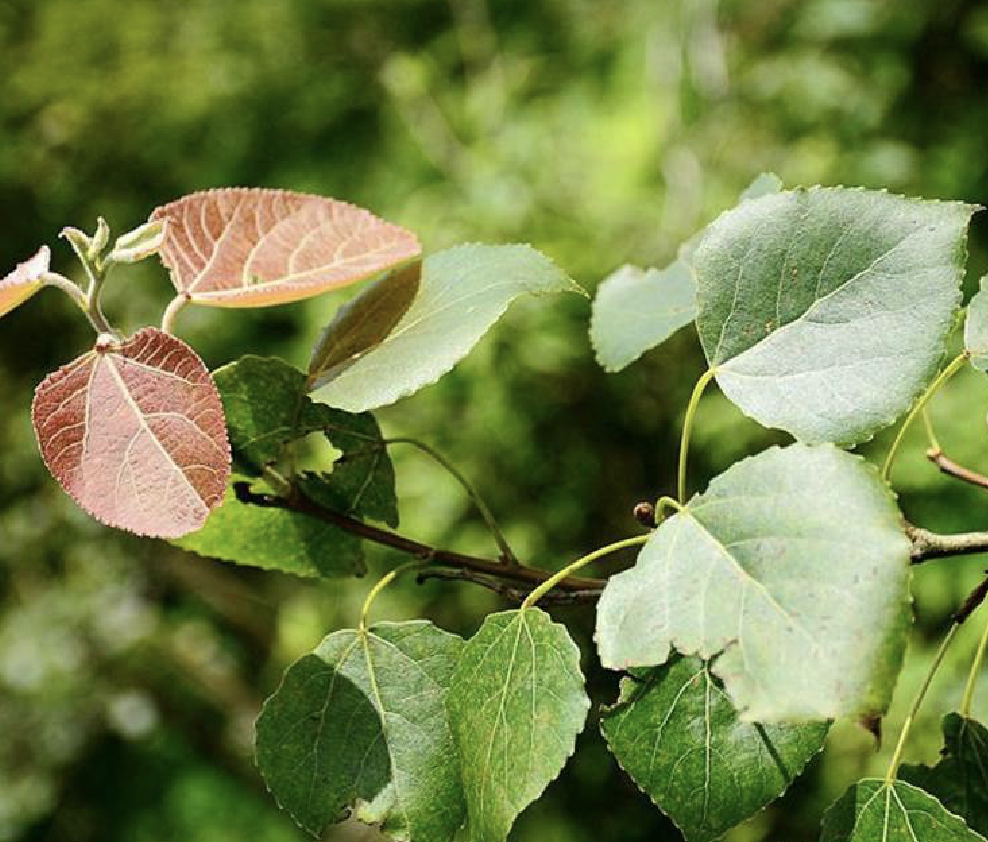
[[820, 779, 987, 841], [255, 621, 465, 841], [0, 245, 49, 318], [214, 355, 398, 526], [595, 443, 911, 721], [174, 482, 365, 578], [601, 656, 828, 842], [107, 219, 166, 264], [151, 188, 420, 307], [694, 187, 976, 444], [311, 244, 584, 412], [308, 260, 422, 389], [32, 327, 230, 539], [446, 608, 590, 842], [900, 714, 988, 834], [965, 276, 988, 371], [738, 172, 783, 203], [589, 261, 697, 373]]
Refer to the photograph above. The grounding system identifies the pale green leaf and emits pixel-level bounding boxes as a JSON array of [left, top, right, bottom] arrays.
[[308, 261, 422, 389], [311, 244, 584, 412], [595, 443, 911, 721], [820, 779, 987, 841], [107, 219, 166, 263], [602, 655, 828, 842], [446, 608, 590, 842], [174, 483, 365, 578], [214, 356, 398, 526], [590, 261, 696, 372], [739, 172, 783, 203], [965, 277, 988, 371], [901, 714, 988, 835], [255, 621, 465, 840], [694, 187, 975, 444]]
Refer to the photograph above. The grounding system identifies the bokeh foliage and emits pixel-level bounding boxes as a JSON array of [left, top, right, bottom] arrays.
[[3, 1, 988, 840]]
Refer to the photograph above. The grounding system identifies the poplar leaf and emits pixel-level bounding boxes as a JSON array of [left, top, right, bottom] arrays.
[[590, 261, 696, 372], [308, 260, 421, 389], [601, 656, 828, 842], [965, 276, 988, 371], [255, 621, 465, 841], [151, 188, 420, 307], [107, 219, 166, 263], [311, 244, 584, 412], [32, 327, 230, 539], [595, 443, 911, 721], [694, 187, 976, 444], [0, 245, 49, 318], [446, 608, 590, 842], [901, 714, 988, 835], [174, 482, 365, 578], [820, 779, 987, 841]]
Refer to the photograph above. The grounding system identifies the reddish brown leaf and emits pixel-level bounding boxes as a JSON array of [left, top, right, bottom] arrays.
[[32, 327, 231, 538], [0, 246, 49, 318], [150, 188, 420, 307]]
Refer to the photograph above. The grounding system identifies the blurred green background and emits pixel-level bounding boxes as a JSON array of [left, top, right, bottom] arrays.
[[3, 1, 988, 839]]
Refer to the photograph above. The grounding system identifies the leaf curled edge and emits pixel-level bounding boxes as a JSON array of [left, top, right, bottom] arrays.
[[151, 188, 421, 307], [32, 327, 231, 538], [0, 245, 49, 318]]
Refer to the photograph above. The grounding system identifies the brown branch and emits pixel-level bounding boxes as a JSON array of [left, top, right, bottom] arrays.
[[927, 448, 988, 491], [233, 482, 605, 597], [907, 523, 988, 563]]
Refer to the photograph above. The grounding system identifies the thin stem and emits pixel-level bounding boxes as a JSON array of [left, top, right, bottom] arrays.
[[922, 409, 941, 453], [521, 534, 649, 610], [678, 368, 718, 503], [366, 437, 518, 566], [41, 272, 114, 335], [161, 294, 190, 335], [906, 524, 988, 563], [654, 496, 684, 522], [883, 352, 969, 484], [885, 624, 959, 783], [926, 450, 988, 492], [962, 607, 988, 717], [359, 560, 427, 631]]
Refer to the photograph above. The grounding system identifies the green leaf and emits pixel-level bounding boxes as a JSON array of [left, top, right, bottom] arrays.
[[965, 277, 988, 371], [446, 608, 590, 842], [820, 779, 987, 841], [601, 655, 828, 842], [255, 620, 465, 841], [738, 172, 783, 203], [214, 356, 398, 526], [901, 714, 988, 835], [174, 483, 365, 578], [590, 261, 696, 372], [311, 244, 584, 412], [694, 187, 976, 444], [308, 261, 422, 389], [595, 443, 911, 721]]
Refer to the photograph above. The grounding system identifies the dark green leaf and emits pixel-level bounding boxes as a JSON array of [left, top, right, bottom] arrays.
[[310, 244, 584, 412], [446, 608, 590, 842], [694, 187, 975, 444], [601, 655, 828, 842], [595, 443, 911, 721], [901, 714, 988, 835], [256, 621, 465, 841], [308, 261, 422, 389], [174, 483, 365, 578], [821, 778, 986, 841]]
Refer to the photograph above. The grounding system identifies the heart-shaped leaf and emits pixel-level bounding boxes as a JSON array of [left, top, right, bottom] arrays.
[[446, 607, 590, 842], [256, 620, 465, 841], [901, 714, 988, 835], [151, 188, 420, 308], [694, 187, 976, 444], [32, 327, 231, 538], [595, 443, 911, 721], [1, 246, 49, 318], [601, 655, 828, 842], [311, 244, 584, 412], [821, 779, 987, 841]]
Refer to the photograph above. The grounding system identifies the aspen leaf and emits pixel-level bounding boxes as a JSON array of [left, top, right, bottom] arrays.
[[0, 245, 49, 318], [32, 327, 231, 538], [151, 188, 420, 307], [965, 276, 988, 372]]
